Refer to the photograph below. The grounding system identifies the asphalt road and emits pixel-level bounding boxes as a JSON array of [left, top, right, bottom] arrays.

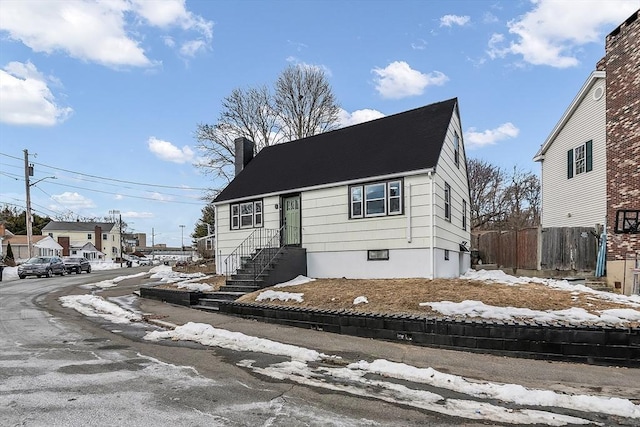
[[2, 268, 639, 426], [0, 268, 464, 426]]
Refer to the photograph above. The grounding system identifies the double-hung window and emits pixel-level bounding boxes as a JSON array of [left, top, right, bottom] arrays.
[[444, 182, 451, 222], [567, 140, 593, 178], [230, 200, 263, 229], [350, 179, 403, 219]]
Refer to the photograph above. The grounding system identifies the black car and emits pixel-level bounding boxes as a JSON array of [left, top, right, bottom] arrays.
[[63, 257, 92, 274], [18, 256, 67, 279]]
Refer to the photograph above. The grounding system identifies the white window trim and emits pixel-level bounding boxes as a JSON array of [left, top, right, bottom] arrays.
[[349, 179, 404, 219], [444, 182, 451, 222], [574, 144, 586, 175], [231, 200, 263, 230]]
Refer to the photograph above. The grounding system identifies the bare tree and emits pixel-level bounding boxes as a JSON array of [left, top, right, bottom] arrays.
[[275, 65, 341, 141], [503, 167, 540, 228], [468, 158, 540, 230], [195, 65, 340, 194], [468, 158, 507, 229]]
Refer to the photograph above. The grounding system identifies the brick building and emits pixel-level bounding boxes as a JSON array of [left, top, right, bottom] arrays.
[[604, 10, 640, 293]]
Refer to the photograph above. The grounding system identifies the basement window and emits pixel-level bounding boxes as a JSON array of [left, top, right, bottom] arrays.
[[615, 210, 640, 234], [368, 249, 389, 261]]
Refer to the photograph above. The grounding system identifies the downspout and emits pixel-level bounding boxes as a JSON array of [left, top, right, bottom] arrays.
[[214, 204, 220, 275], [429, 171, 435, 279]]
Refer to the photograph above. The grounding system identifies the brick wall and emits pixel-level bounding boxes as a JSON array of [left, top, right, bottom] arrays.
[[605, 10, 640, 260]]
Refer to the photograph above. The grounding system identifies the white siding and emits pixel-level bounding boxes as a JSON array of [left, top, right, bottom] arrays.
[[432, 111, 472, 276], [540, 80, 606, 228]]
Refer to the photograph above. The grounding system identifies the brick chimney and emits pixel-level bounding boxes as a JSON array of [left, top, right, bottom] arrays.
[[234, 137, 254, 176], [94, 225, 102, 252]]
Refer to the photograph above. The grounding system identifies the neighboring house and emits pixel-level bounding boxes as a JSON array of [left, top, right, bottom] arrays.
[[1, 235, 63, 261], [534, 10, 639, 294], [41, 221, 121, 261], [68, 242, 105, 260], [213, 98, 471, 279], [195, 234, 215, 259], [0, 223, 15, 260], [533, 70, 606, 229]]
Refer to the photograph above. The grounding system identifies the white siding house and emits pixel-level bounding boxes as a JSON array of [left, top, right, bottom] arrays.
[[533, 71, 607, 229], [214, 98, 471, 279], [41, 221, 119, 261]]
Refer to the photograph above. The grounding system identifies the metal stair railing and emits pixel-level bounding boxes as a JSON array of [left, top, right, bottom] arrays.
[[252, 225, 288, 283], [223, 227, 283, 279]]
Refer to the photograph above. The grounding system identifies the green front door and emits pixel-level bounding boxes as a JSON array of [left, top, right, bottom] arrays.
[[282, 195, 301, 246]]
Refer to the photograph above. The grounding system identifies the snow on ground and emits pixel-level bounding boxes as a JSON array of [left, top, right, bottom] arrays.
[[256, 290, 304, 303], [353, 296, 368, 305], [149, 265, 206, 283], [52, 269, 640, 426], [273, 275, 316, 288], [59, 294, 143, 324]]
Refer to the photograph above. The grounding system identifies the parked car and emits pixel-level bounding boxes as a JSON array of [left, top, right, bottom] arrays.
[[63, 257, 92, 274], [18, 256, 66, 279], [138, 257, 151, 266]]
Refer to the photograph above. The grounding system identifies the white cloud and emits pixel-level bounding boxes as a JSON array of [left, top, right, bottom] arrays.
[[149, 192, 173, 202], [465, 123, 519, 149], [489, 0, 639, 68], [337, 108, 385, 127], [0, 0, 213, 68], [122, 211, 154, 219], [147, 137, 194, 164], [372, 61, 448, 99], [440, 15, 471, 27], [0, 61, 73, 126], [51, 192, 96, 209], [411, 39, 427, 50]]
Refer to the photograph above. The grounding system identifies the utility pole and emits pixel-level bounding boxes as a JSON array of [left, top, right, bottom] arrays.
[[23, 150, 33, 259], [151, 227, 155, 261], [109, 210, 122, 266], [179, 225, 185, 260]]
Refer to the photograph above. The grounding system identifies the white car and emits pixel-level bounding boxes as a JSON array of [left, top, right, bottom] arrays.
[[138, 257, 152, 266]]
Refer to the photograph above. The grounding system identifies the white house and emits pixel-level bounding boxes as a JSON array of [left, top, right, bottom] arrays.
[[213, 98, 471, 280], [41, 221, 120, 261], [533, 70, 607, 229], [2, 235, 63, 261]]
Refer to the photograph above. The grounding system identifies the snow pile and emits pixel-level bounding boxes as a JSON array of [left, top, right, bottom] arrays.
[[273, 275, 316, 288], [174, 282, 214, 292], [59, 294, 143, 323], [149, 265, 205, 283], [353, 296, 368, 305], [256, 290, 304, 303], [419, 300, 640, 326], [145, 322, 327, 362]]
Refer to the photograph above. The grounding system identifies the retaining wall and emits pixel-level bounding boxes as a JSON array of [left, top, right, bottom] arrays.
[[219, 302, 640, 367], [140, 287, 205, 306]]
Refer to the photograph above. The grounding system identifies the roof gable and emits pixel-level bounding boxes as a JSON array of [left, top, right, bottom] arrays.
[[533, 71, 605, 161], [215, 98, 457, 203], [42, 221, 116, 232]]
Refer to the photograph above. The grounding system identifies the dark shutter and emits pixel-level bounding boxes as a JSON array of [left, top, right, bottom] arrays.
[[567, 149, 574, 179], [585, 140, 593, 172]]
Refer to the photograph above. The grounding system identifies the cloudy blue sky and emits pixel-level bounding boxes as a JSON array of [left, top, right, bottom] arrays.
[[1, 0, 638, 246]]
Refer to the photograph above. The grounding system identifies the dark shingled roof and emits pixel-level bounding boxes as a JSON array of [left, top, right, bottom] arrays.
[[214, 98, 457, 203], [42, 221, 116, 232]]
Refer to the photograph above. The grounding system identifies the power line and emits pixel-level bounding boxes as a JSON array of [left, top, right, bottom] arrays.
[[0, 152, 211, 191]]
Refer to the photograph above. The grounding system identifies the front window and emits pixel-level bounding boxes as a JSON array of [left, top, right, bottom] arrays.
[[103, 233, 107, 240], [444, 182, 451, 222], [230, 200, 263, 229], [87, 233, 92, 240], [349, 179, 403, 219]]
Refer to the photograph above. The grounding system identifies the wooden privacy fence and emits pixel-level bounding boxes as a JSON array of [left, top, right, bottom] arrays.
[[540, 227, 597, 271], [472, 228, 538, 270], [472, 227, 598, 272]]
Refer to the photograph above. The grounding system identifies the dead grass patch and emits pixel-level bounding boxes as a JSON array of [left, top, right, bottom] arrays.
[[236, 278, 636, 320]]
